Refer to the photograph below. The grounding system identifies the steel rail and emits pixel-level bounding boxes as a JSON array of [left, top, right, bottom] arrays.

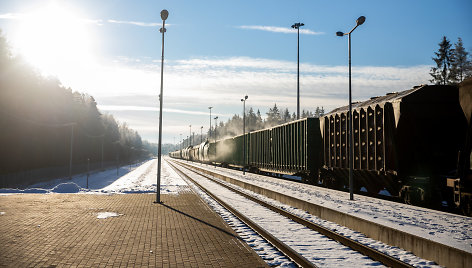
[[172, 159, 414, 268], [166, 160, 317, 268]]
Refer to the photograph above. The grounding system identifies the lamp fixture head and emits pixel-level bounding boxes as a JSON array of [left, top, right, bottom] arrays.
[[356, 16, 366, 26], [160, 10, 169, 21], [336, 31, 344, 36], [291, 22, 304, 29]]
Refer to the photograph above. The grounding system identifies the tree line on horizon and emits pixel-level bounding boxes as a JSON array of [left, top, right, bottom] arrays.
[[0, 30, 153, 176]]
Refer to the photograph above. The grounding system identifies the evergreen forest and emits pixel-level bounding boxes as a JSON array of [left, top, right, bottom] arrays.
[[0, 31, 152, 182]]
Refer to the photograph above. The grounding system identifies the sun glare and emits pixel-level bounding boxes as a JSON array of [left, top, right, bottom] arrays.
[[13, 3, 96, 77]]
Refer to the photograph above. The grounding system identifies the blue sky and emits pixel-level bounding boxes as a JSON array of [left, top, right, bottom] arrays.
[[1, 0, 471, 144]]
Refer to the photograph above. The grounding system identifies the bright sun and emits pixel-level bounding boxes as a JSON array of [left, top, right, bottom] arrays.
[[13, 3, 96, 76]]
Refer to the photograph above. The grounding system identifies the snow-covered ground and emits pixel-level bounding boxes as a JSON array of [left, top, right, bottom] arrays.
[[0, 158, 187, 195], [176, 163, 386, 267], [1, 157, 469, 267], [0, 157, 298, 266], [179, 160, 472, 255]]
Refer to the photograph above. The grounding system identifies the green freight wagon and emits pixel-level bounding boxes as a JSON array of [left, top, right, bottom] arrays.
[[248, 117, 322, 182]]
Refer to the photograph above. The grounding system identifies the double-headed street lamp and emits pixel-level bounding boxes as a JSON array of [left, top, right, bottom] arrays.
[[241, 95, 248, 175], [291, 22, 304, 120], [155, 9, 169, 204], [336, 16, 366, 201]]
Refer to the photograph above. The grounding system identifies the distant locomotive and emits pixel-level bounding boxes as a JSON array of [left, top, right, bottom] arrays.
[[170, 83, 472, 215]]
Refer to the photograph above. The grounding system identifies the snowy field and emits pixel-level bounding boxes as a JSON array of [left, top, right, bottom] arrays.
[[0, 158, 187, 195], [179, 159, 472, 255]]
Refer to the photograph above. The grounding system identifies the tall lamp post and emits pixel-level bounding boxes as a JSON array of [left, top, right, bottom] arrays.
[[291, 22, 304, 120], [180, 133, 182, 150], [200, 126, 203, 144], [208, 107, 213, 141], [155, 9, 169, 204], [241, 95, 248, 174], [336, 16, 365, 201], [214, 116, 218, 168]]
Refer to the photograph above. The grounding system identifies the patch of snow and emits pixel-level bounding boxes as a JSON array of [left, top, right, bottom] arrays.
[[378, 188, 391, 196], [97, 212, 122, 219], [180, 160, 472, 256], [50, 182, 82, 193], [98, 158, 187, 194], [0, 188, 48, 194], [0, 212, 5, 215], [178, 166, 383, 267], [180, 168, 295, 267], [0, 158, 188, 195]]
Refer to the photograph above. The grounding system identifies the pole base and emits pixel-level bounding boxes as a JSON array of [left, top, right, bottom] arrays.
[[153, 201, 163, 204]]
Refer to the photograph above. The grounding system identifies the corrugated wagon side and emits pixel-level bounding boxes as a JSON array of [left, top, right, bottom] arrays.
[[248, 118, 322, 182], [248, 128, 271, 171], [321, 85, 468, 205]]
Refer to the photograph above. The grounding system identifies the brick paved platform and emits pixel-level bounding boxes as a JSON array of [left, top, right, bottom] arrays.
[[0, 189, 268, 267]]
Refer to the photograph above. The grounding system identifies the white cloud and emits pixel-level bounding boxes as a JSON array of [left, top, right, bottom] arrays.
[[55, 55, 430, 143], [0, 13, 25, 20], [107, 19, 160, 27], [75, 56, 431, 116], [237, 25, 323, 35]]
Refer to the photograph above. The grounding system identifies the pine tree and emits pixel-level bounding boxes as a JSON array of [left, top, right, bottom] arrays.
[[451, 37, 472, 83], [247, 107, 257, 131], [430, 36, 454, 85], [266, 103, 281, 127], [282, 108, 291, 122], [256, 109, 263, 129]]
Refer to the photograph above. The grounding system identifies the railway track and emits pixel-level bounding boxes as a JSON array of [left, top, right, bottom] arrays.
[[168, 159, 414, 268]]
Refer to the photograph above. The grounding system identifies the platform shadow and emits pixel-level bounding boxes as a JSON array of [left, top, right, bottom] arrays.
[[161, 202, 244, 241]]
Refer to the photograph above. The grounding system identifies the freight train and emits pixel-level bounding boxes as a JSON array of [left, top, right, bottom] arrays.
[[169, 82, 472, 215]]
